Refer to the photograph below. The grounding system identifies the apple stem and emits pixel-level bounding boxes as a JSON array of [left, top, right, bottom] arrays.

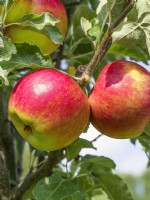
[[77, 0, 136, 84], [11, 150, 64, 200], [74, 76, 95, 86]]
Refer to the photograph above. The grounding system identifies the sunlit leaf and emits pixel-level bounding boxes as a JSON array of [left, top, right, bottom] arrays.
[[0, 36, 17, 61], [96, 0, 124, 23], [80, 17, 92, 36], [112, 0, 150, 56], [138, 133, 150, 150], [0, 66, 9, 86], [19, 12, 59, 29], [89, 156, 116, 169], [33, 173, 87, 200], [96, 173, 134, 200], [0, 0, 6, 5], [0, 43, 52, 71], [109, 43, 148, 62]]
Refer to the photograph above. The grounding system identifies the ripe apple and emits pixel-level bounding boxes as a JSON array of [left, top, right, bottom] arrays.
[[89, 60, 150, 139], [8, 69, 90, 151], [4, 0, 67, 55]]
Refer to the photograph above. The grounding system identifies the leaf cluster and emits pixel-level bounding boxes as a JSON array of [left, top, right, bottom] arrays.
[[32, 147, 133, 200]]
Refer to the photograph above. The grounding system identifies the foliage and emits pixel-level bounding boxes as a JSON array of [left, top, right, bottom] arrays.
[[0, 0, 150, 200], [33, 155, 133, 200]]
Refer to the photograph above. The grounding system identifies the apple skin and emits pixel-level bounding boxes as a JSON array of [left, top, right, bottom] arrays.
[[8, 69, 90, 151], [4, 0, 67, 55], [89, 60, 150, 139]]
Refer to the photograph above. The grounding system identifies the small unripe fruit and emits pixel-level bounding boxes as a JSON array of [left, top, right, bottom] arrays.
[[89, 60, 150, 139], [4, 0, 67, 55], [8, 69, 90, 151]]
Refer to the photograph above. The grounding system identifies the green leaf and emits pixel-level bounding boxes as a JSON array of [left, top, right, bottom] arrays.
[[0, 36, 17, 61], [89, 156, 116, 169], [33, 173, 87, 200], [0, 0, 6, 5], [68, 51, 94, 66], [79, 155, 116, 176], [19, 12, 59, 29], [109, 43, 148, 62], [80, 17, 102, 48], [88, 18, 102, 46], [97, 173, 133, 200], [77, 155, 131, 200], [18, 12, 63, 44], [72, 5, 96, 41], [21, 184, 35, 200], [6, 0, 14, 10], [70, 38, 89, 53], [0, 66, 9, 86], [41, 25, 62, 45], [129, 3, 147, 22], [80, 17, 92, 36], [134, 0, 150, 19], [66, 4, 97, 58], [73, 5, 96, 29], [144, 123, 150, 136], [112, 22, 142, 44], [0, 35, 4, 50], [17, 24, 63, 45], [88, 0, 100, 11], [112, 20, 150, 55], [70, 154, 133, 200], [66, 138, 94, 162], [74, 173, 99, 198], [80, 17, 96, 47], [96, 0, 124, 24], [0, 43, 52, 71], [112, 1, 150, 56], [142, 18, 150, 55], [138, 133, 150, 150]]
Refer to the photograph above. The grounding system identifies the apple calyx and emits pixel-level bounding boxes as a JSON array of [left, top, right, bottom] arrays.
[[24, 124, 32, 133]]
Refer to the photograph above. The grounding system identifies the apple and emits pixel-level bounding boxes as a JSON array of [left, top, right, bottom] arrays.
[[4, 0, 67, 55], [8, 69, 90, 151], [89, 60, 150, 139]]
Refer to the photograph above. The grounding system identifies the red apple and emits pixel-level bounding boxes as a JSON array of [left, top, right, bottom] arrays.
[[4, 0, 67, 55], [89, 60, 150, 139], [8, 69, 90, 151]]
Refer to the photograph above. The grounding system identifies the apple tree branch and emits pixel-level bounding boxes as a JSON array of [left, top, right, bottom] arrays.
[[0, 88, 10, 200], [11, 149, 64, 200], [77, 0, 136, 83]]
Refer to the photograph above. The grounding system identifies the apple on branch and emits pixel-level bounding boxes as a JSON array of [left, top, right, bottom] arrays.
[[8, 69, 90, 151], [3, 0, 67, 55], [89, 60, 150, 139]]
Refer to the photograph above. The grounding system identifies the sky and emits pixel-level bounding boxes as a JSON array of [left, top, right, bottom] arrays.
[[80, 124, 148, 176]]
